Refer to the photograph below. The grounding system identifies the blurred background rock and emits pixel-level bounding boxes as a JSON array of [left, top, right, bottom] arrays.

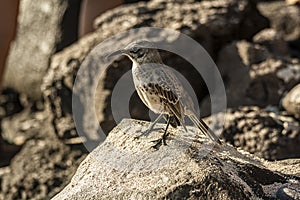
[[0, 0, 299, 199], [0, 0, 139, 199]]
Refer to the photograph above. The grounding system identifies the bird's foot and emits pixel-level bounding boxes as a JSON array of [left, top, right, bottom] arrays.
[[150, 133, 169, 150]]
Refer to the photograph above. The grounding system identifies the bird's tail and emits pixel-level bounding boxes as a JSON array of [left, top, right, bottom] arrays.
[[188, 113, 222, 145]]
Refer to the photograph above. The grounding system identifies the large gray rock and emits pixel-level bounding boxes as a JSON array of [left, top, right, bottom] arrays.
[[42, 0, 269, 140], [52, 119, 300, 200], [3, 0, 81, 99]]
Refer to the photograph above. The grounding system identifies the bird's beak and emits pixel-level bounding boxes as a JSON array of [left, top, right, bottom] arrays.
[[106, 49, 127, 60]]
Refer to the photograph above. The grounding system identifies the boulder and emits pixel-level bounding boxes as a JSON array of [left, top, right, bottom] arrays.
[[3, 0, 81, 99], [201, 40, 300, 115], [257, 1, 300, 41], [203, 40, 267, 113], [52, 119, 300, 200], [257, 1, 300, 58], [248, 58, 299, 106], [220, 106, 300, 161], [253, 28, 290, 56], [0, 111, 87, 200], [282, 83, 300, 118]]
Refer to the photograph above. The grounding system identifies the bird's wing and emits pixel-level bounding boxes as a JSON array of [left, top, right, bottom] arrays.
[[154, 67, 183, 99], [145, 66, 187, 129], [150, 82, 185, 129], [158, 66, 198, 115], [135, 63, 188, 130]]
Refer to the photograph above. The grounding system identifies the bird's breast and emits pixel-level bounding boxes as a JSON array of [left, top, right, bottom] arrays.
[[136, 85, 167, 114]]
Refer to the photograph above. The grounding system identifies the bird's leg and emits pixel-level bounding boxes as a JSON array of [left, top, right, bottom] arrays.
[[152, 115, 171, 149], [134, 113, 164, 139], [162, 116, 171, 144]]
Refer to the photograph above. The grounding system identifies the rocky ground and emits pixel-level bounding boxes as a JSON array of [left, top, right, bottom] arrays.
[[0, 0, 299, 199], [52, 119, 300, 200]]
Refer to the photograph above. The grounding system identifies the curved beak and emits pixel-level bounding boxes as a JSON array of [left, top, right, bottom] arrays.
[[106, 49, 127, 60]]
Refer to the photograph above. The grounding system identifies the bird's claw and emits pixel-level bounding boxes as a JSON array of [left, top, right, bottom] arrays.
[[150, 133, 168, 149]]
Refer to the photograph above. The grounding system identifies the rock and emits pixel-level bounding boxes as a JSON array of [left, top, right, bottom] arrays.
[[42, 0, 269, 140], [0, 142, 21, 168], [52, 119, 300, 199], [0, 88, 87, 200], [286, 0, 300, 5], [269, 159, 300, 178], [0, 88, 23, 119], [204, 40, 267, 113], [220, 106, 300, 161], [248, 58, 297, 106], [253, 28, 290, 56], [95, 0, 268, 51], [0, 87, 48, 147], [0, 111, 87, 200], [42, 32, 135, 142], [237, 40, 270, 66], [202, 40, 300, 115], [277, 184, 300, 200], [0, 89, 25, 167], [282, 84, 300, 118], [1, 108, 44, 145], [258, 1, 300, 58], [209, 40, 252, 112], [258, 1, 300, 41], [3, 0, 81, 100]]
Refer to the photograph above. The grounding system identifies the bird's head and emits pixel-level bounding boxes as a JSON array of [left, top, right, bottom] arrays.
[[107, 40, 162, 65]]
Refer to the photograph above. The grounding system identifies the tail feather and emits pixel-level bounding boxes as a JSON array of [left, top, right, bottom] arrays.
[[189, 114, 222, 145]]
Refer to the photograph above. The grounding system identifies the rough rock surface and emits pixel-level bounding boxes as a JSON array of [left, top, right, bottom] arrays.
[[286, 0, 300, 5], [0, 1, 299, 199], [4, 0, 81, 99], [257, 1, 300, 58], [219, 106, 300, 161], [42, 0, 269, 140], [0, 110, 87, 200], [258, 1, 300, 41], [282, 83, 300, 118], [52, 119, 300, 200], [94, 0, 268, 50], [0, 89, 23, 119], [0, 89, 25, 167], [201, 39, 300, 115], [253, 28, 290, 56]]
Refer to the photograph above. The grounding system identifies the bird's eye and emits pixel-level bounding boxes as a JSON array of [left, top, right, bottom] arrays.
[[130, 48, 144, 58], [130, 48, 140, 54]]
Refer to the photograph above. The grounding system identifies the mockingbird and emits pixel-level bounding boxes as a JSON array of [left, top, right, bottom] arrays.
[[108, 40, 222, 146]]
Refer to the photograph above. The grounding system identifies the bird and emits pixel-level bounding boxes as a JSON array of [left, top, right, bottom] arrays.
[[107, 40, 222, 147]]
